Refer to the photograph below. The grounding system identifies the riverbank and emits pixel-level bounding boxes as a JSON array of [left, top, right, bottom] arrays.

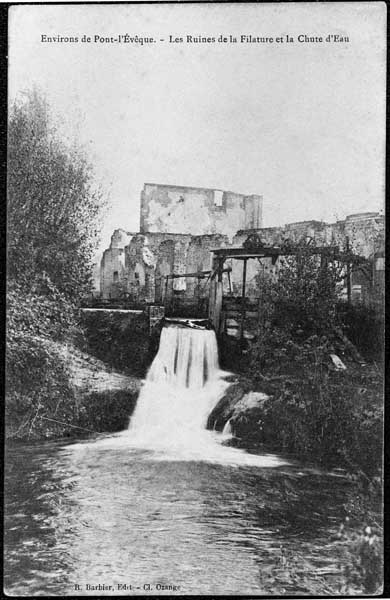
[[6, 338, 141, 441], [7, 331, 383, 478], [5, 331, 383, 595], [207, 366, 383, 595], [211, 361, 383, 476]]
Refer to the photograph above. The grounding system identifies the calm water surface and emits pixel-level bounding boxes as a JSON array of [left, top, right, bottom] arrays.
[[4, 434, 354, 596]]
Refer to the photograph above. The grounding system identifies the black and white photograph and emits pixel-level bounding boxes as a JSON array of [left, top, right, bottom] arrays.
[[4, 2, 386, 596]]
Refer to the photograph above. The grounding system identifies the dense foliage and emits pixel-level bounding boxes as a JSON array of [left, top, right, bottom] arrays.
[[337, 301, 384, 363], [229, 239, 384, 474], [80, 310, 153, 377], [260, 242, 340, 337], [8, 90, 104, 300], [219, 241, 384, 595], [241, 331, 383, 476], [258, 520, 382, 596], [6, 90, 106, 438]]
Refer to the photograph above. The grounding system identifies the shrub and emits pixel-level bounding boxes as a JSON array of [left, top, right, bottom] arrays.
[[5, 335, 77, 439], [8, 89, 105, 301], [80, 310, 152, 377], [337, 301, 384, 362], [338, 520, 383, 595], [236, 239, 384, 475], [6, 89, 107, 439], [242, 332, 383, 475]]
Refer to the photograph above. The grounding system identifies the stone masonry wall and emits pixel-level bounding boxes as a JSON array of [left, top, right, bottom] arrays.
[[140, 183, 262, 238], [100, 229, 135, 299], [101, 212, 384, 305]]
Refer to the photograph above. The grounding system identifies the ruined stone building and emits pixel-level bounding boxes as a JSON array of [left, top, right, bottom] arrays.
[[100, 183, 384, 307], [100, 229, 135, 298], [140, 183, 262, 236], [101, 183, 263, 301]]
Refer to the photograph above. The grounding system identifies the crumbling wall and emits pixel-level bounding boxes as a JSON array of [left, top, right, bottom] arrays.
[[344, 213, 385, 258], [100, 229, 134, 299], [186, 235, 230, 297], [125, 233, 193, 304], [100, 212, 384, 307], [231, 214, 385, 302], [123, 232, 229, 304], [125, 234, 157, 303], [140, 183, 262, 238], [155, 239, 175, 303]]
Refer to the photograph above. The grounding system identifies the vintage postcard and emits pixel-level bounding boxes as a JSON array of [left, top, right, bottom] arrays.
[[5, 2, 386, 597]]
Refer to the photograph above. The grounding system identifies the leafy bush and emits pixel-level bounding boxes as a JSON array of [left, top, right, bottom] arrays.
[[266, 252, 338, 337], [81, 310, 152, 377], [6, 90, 107, 439], [76, 389, 139, 433], [5, 334, 77, 439], [8, 89, 105, 301], [338, 519, 383, 595], [240, 332, 383, 475], [257, 521, 383, 596], [233, 239, 384, 476], [7, 279, 79, 342], [337, 301, 384, 362]]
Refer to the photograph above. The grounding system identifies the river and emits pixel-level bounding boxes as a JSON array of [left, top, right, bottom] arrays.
[[5, 326, 356, 595], [5, 434, 354, 596]]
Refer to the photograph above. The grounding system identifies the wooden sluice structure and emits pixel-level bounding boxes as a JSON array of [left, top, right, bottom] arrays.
[[152, 234, 370, 338], [208, 244, 280, 339], [162, 268, 231, 318], [208, 235, 368, 339]]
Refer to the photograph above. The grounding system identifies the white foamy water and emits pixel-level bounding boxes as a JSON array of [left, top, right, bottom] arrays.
[[123, 326, 289, 468]]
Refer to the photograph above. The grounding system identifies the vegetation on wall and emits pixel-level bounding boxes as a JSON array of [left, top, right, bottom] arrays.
[[80, 310, 153, 378]]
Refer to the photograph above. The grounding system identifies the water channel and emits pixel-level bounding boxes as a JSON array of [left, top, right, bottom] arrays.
[[5, 326, 355, 595]]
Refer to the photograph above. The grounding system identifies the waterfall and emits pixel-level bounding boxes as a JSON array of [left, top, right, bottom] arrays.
[[124, 324, 289, 467], [222, 418, 233, 437], [145, 326, 219, 389], [127, 326, 228, 455]]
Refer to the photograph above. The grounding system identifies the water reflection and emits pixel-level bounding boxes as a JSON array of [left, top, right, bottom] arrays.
[[5, 437, 353, 596]]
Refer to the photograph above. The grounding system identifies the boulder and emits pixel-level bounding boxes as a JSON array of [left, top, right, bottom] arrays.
[[207, 377, 270, 437], [232, 390, 269, 416], [207, 382, 243, 431], [229, 391, 269, 441]]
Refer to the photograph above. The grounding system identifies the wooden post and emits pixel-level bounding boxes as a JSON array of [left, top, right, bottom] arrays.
[[209, 257, 219, 330], [164, 276, 169, 310], [197, 275, 201, 314], [347, 263, 352, 304], [227, 269, 232, 295], [240, 258, 248, 340], [214, 259, 224, 334], [258, 262, 265, 335], [346, 237, 352, 304]]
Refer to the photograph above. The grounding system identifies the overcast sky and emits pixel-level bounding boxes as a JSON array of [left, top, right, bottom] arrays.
[[9, 3, 386, 255]]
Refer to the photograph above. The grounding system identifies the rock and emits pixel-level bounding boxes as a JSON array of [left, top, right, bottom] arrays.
[[232, 391, 269, 415], [207, 381, 248, 431], [330, 353, 347, 371], [229, 391, 269, 440], [207, 378, 269, 434]]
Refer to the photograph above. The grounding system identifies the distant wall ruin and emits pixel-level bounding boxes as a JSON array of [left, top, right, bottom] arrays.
[[140, 183, 262, 238], [100, 184, 384, 308], [100, 229, 135, 300]]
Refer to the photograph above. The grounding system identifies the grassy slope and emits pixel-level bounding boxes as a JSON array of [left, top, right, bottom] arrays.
[[6, 338, 141, 441]]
